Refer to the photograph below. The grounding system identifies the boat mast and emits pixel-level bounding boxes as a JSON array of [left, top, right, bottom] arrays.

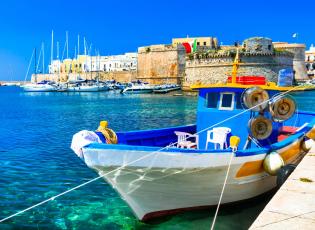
[[77, 34, 80, 57], [66, 31, 69, 59], [34, 48, 37, 82], [57, 41, 60, 82], [231, 46, 240, 84], [51, 30, 54, 66], [24, 49, 35, 83], [42, 42, 45, 74]]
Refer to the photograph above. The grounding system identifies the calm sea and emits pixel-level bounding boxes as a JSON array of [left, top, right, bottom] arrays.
[[0, 86, 314, 230]]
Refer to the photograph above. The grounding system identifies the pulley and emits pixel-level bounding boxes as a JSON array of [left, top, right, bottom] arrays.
[[248, 116, 273, 140], [269, 97, 296, 122], [242, 87, 269, 112]]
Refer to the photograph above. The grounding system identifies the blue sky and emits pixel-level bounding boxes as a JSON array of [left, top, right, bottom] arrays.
[[0, 0, 314, 81]]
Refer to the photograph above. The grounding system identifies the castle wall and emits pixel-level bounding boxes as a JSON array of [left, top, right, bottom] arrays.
[[184, 54, 294, 90], [137, 44, 186, 84], [273, 43, 308, 80]]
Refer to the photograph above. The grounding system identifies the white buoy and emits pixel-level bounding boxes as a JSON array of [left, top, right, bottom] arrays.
[[263, 151, 284, 176]]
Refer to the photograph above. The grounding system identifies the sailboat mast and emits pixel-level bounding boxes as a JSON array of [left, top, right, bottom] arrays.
[[51, 30, 54, 65], [66, 31, 69, 59], [42, 42, 45, 74], [34, 48, 37, 75], [77, 34, 80, 57]]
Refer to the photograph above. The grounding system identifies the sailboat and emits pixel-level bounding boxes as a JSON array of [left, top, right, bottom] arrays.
[[22, 46, 57, 92]]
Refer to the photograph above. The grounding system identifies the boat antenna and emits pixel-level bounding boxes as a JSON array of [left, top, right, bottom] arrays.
[[231, 44, 240, 84]]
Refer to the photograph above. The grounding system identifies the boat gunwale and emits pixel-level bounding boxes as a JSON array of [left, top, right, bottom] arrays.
[[85, 114, 315, 157]]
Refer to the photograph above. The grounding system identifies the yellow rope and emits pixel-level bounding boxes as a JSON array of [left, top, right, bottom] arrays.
[[96, 121, 118, 144]]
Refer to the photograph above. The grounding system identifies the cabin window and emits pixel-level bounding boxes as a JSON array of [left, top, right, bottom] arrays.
[[206, 93, 218, 108], [219, 93, 235, 110]]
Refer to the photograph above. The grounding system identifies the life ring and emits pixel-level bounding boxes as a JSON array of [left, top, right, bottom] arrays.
[[96, 121, 118, 144], [248, 116, 273, 140], [242, 87, 269, 112], [269, 97, 296, 122]]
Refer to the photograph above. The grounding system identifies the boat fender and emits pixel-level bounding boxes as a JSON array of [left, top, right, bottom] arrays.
[[248, 116, 273, 140], [96, 120, 118, 144], [276, 164, 296, 188], [269, 97, 296, 122], [263, 151, 284, 176], [301, 137, 313, 152], [229, 136, 240, 151], [242, 87, 269, 112]]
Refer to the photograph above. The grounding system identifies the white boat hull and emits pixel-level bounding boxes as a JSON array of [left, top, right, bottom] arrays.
[[122, 88, 153, 94], [22, 84, 56, 92], [81, 147, 276, 221], [67, 86, 104, 92]]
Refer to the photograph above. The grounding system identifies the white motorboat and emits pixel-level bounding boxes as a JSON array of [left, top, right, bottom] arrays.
[[121, 80, 155, 94], [66, 80, 110, 92], [153, 84, 181, 94]]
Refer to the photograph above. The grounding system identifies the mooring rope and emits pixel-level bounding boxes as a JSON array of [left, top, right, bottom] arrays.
[[0, 84, 304, 224], [210, 147, 236, 230]]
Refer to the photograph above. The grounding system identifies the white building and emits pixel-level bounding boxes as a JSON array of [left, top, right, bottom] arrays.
[[88, 52, 137, 72], [48, 52, 137, 74]]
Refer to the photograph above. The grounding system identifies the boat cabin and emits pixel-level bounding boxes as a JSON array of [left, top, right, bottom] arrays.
[[195, 86, 282, 150]]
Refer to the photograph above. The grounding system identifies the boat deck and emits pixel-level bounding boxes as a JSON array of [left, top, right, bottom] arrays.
[[250, 140, 315, 229]]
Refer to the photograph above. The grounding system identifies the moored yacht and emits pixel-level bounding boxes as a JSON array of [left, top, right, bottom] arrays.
[[66, 80, 110, 92], [121, 80, 155, 94], [21, 80, 57, 92]]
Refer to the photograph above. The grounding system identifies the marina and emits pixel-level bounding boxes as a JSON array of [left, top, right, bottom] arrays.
[[1, 1, 315, 229]]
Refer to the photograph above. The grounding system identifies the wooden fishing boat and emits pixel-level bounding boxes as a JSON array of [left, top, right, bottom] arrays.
[[70, 50, 315, 221]]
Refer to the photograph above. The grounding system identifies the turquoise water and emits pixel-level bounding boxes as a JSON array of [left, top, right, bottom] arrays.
[[0, 86, 314, 230]]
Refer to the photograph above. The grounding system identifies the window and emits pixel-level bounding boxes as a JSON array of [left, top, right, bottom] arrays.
[[206, 93, 218, 108], [219, 93, 235, 110], [268, 45, 272, 50], [204, 42, 207, 46], [197, 42, 200, 46]]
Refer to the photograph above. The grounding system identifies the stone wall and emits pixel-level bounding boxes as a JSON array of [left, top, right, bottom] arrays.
[[137, 44, 186, 84], [184, 53, 294, 90], [273, 42, 308, 80], [32, 71, 137, 83]]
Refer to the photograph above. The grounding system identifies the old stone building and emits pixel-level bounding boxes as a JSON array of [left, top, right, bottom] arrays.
[[304, 44, 315, 78], [172, 37, 219, 49], [184, 37, 295, 90], [137, 44, 186, 84], [273, 42, 308, 81]]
